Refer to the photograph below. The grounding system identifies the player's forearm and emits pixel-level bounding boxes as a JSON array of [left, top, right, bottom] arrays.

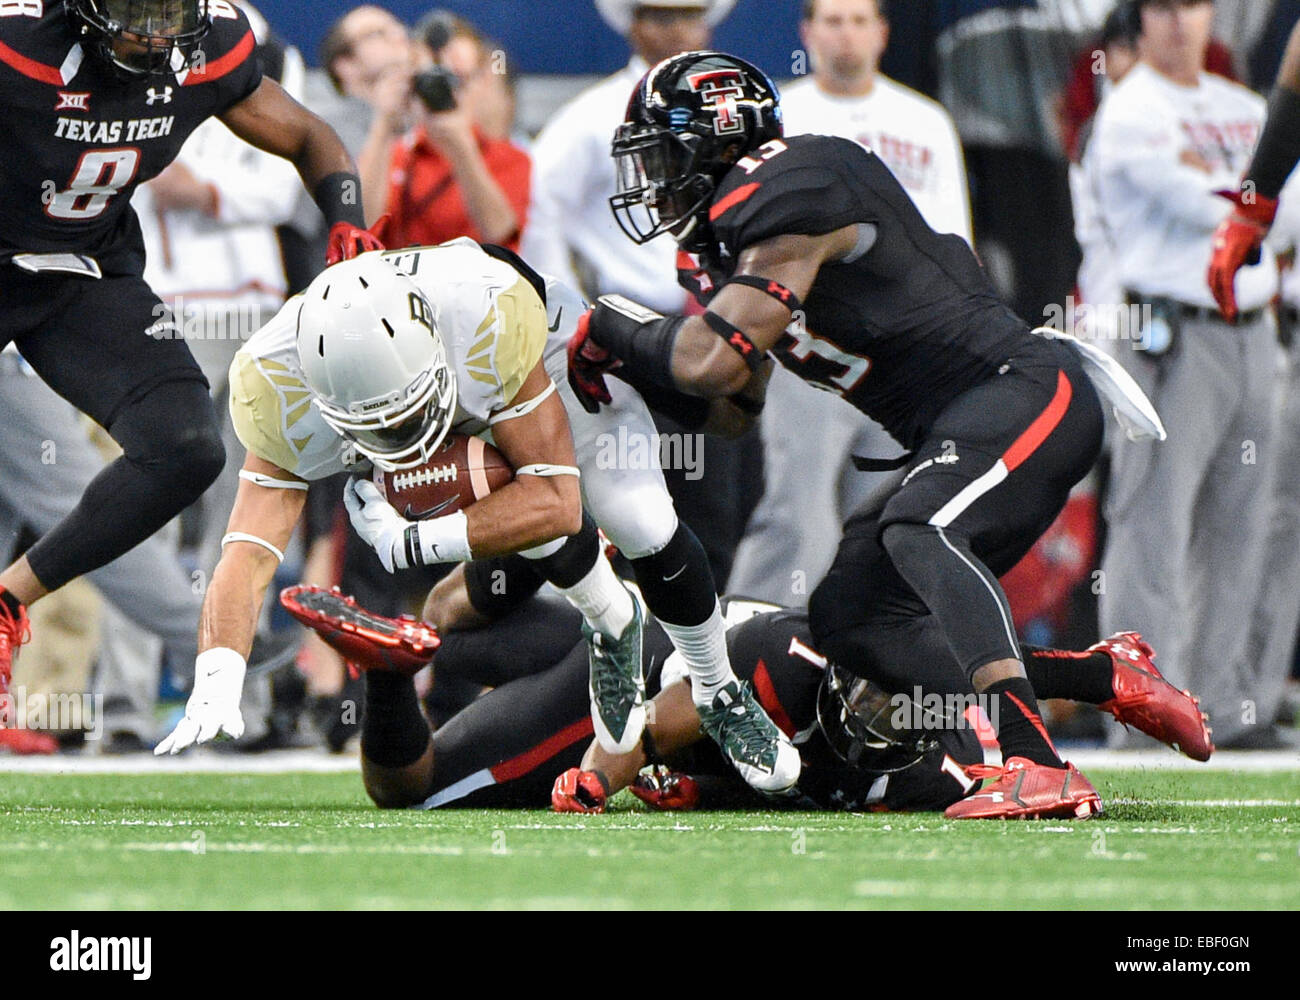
[[581, 681, 704, 795], [462, 476, 583, 557], [198, 548, 281, 660]]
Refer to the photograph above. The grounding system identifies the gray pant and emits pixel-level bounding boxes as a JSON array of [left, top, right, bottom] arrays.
[[726, 366, 903, 606], [1242, 340, 1300, 731], [0, 363, 202, 739], [1099, 312, 1280, 745]]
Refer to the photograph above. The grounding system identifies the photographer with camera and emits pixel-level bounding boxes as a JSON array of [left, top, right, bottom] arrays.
[[369, 11, 530, 251]]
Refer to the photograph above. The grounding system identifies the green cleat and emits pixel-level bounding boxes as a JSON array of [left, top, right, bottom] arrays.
[[586, 597, 646, 754], [698, 680, 801, 795]]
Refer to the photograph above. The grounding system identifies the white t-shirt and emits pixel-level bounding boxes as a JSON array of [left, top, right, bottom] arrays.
[[1092, 63, 1273, 310], [779, 75, 973, 242], [521, 59, 688, 315]]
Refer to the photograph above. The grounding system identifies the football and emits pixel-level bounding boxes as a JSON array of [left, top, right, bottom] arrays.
[[373, 433, 514, 520]]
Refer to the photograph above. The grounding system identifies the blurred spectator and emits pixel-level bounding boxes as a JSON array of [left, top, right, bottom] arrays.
[[1062, 1, 1237, 163], [729, 0, 972, 605], [1069, 2, 1143, 336], [1093, 0, 1278, 748], [521, 0, 760, 587], [372, 11, 530, 250], [278, 5, 413, 294], [414, 10, 519, 142]]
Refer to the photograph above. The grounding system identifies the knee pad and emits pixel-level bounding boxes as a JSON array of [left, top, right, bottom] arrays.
[[586, 481, 678, 561]]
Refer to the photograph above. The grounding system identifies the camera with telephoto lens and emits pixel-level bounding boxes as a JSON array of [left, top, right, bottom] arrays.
[[414, 65, 459, 112]]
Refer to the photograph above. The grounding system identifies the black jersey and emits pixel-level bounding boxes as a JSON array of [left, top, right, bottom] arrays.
[[0, 1, 263, 274], [678, 134, 1031, 450]]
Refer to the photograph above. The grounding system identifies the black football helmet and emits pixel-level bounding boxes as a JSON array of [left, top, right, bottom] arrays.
[[610, 50, 783, 248], [816, 665, 941, 774], [68, 0, 211, 77]]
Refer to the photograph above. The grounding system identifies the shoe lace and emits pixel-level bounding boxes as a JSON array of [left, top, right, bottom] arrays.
[[963, 763, 1006, 782], [589, 635, 639, 704], [708, 685, 778, 767]]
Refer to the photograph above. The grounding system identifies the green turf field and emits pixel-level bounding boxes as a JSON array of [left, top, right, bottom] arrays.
[[1, 768, 1296, 910]]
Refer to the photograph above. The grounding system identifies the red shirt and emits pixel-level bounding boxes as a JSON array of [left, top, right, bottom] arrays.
[[386, 125, 531, 251]]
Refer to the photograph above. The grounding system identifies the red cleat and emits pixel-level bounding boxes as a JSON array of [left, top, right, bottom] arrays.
[[279, 585, 439, 678], [0, 592, 31, 729], [0, 728, 58, 755], [551, 768, 608, 813], [630, 765, 700, 811], [1093, 632, 1214, 761], [944, 757, 1103, 820]]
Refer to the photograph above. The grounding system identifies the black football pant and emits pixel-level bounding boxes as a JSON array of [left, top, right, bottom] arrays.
[[0, 267, 223, 592], [809, 338, 1104, 685]]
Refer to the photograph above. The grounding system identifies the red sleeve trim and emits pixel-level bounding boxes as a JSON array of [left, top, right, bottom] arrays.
[[182, 29, 254, 86], [0, 38, 64, 85], [752, 658, 797, 738], [709, 182, 761, 222]]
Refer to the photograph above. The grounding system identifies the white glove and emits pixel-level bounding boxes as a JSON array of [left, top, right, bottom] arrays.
[[154, 648, 247, 754], [344, 477, 411, 573]]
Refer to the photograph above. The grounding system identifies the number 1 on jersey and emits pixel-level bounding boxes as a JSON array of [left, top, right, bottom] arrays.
[[45, 148, 141, 221]]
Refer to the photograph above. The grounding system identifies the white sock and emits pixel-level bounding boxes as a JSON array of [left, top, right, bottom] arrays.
[[560, 556, 635, 638], [659, 601, 736, 707]]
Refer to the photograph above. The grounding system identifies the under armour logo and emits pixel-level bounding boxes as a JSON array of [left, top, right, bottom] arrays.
[[146, 86, 174, 106], [767, 281, 791, 302], [729, 332, 753, 355], [56, 91, 90, 112]]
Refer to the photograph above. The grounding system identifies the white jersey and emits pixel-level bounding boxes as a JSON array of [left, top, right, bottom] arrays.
[[779, 75, 973, 242], [1092, 63, 1273, 310], [521, 59, 688, 314], [228, 240, 549, 481]]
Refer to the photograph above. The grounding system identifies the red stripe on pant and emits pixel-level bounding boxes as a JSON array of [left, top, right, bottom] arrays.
[[490, 717, 594, 783], [1002, 370, 1073, 472]]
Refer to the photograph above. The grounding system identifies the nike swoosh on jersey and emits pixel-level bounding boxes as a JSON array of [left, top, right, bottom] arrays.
[[548, 308, 564, 333]]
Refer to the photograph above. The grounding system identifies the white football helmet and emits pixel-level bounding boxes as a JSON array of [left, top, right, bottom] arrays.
[[296, 253, 458, 472]]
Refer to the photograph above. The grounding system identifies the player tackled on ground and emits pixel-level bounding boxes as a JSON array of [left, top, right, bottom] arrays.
[[278, 560, 1213, 816]]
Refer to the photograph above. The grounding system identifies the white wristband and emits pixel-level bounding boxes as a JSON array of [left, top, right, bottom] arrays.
[[195, 647, 247, 676], [407, 510, 473, 566]]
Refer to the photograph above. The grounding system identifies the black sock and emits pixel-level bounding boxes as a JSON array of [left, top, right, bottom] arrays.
[[986, 676, 1061, 767], [1022, 645, 1115, 704], [360, 673, 430, 768], [0, 587, 23, 619]]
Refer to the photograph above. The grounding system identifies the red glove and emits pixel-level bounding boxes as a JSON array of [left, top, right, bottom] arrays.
[[551, 768, 608, 813], [325, 214, 390, 266], [1208, 188, 1278, 322], [567, 309, 621, 414], [629, 764, 700, 811]]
